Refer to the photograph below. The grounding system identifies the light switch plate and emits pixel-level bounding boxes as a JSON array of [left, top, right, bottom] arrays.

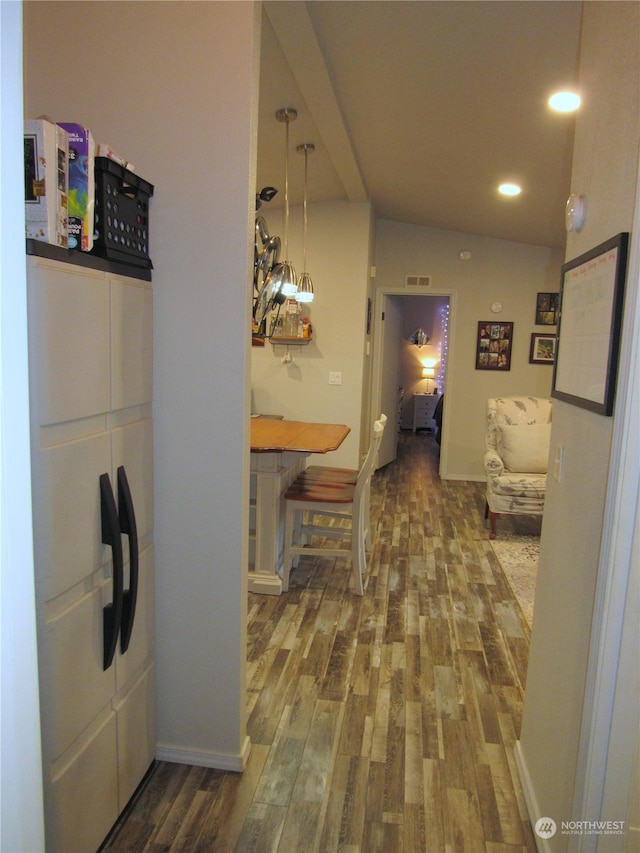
[[552, 444, 564, 481]]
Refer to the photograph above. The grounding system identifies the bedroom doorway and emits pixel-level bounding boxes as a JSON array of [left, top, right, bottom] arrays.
[[371, 288, 454, 471]]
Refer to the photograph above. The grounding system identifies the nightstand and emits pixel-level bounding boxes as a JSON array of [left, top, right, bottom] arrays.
[[412, 393, 440, 433]]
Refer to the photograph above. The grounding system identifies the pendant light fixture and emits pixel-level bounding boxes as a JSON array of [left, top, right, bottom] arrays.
[[296, 143, 315, 304], [264, 108, 298, 304]]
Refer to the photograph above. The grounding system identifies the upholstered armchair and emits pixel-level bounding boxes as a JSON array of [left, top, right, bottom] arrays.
[[484, 396, 553, 539]]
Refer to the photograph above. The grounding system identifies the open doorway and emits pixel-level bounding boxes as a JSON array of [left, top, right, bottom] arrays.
[[371, 289, 453, 470], [398, 295, 449, 429]]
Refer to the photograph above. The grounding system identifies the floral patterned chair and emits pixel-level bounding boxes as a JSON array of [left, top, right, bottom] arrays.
[[484, 396, 553, 539]]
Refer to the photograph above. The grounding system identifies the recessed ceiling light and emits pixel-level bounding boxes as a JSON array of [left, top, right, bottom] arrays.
[[549, 91, 581, 112], [499, 183, 521, 197]]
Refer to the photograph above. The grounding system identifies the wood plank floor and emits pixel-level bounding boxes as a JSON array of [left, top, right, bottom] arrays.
[[104, 432, 538, 852]]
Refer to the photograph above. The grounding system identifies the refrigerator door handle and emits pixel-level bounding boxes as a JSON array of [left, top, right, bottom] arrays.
[[100, 472, 124, 670], [117, 465, 139, 654]]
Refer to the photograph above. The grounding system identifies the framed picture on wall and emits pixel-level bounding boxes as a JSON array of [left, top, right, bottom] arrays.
[[535, 292, 559, 325], [552, 233, 629, 416], [529, 333, 556, 364], [476, 321, 513, 370]]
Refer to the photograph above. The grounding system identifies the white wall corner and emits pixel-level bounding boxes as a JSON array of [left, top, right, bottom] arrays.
[[514, 741, 548, 853], [156, 735, 251, 773]]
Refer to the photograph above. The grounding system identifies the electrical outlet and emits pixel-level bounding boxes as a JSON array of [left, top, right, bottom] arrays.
[[329, 372, 342, 385]]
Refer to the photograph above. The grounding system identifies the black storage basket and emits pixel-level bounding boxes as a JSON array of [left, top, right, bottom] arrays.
[[91, 157, 154, 269]]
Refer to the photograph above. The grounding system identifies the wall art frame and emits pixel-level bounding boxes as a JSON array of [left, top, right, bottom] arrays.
[[535, 292, 559, 325], [552, 232, 629, 416], [476, 321, 513, 370], [529, 333, 556, 364]]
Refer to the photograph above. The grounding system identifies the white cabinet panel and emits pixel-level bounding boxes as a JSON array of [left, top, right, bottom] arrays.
[[115, 545, 154, 689], [115, 662, 156, 811], [111, 417, 154, 543], [28, 261, 110, 426], [49, 712, 118, 853], [42, 580, 116, 761], [33, 432, 112, 600], [111, 278, 153, 410], [28, 254, 155, 853]]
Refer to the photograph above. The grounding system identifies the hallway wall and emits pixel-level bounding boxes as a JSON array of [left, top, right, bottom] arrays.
[[23, 0, 257, 769], [374, 222, 561, 479], [250, 199, 373, 469], [518, 2, 640, 846]]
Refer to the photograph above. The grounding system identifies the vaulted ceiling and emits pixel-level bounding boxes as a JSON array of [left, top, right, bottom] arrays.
[[256, 1, 583, 249]]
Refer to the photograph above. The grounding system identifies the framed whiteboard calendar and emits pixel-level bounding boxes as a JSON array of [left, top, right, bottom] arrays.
[[552, 233, 629, 416]]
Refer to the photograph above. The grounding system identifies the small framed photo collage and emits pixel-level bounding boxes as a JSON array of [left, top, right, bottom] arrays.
[[476, 322, 513, 370]]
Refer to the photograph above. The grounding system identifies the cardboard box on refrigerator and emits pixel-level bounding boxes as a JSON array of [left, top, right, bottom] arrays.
[[58, 123, 95, 251], [24, 119, 69, 247]]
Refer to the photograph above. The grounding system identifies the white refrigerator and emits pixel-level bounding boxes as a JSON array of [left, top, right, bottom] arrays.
[[27, 250, 156, 852]]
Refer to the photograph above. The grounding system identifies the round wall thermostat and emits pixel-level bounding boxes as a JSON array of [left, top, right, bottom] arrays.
[[566, 194, 586, 232], [490, 301, 503, 314]]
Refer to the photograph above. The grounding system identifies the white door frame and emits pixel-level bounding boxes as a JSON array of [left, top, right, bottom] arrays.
[[370, 286, 457, 478]]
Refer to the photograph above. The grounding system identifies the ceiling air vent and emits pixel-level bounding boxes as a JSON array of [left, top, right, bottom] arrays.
[[405, 274, 431, 288]]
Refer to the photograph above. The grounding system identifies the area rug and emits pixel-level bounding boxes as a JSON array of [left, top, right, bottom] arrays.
[[490, 534, 539, 627]]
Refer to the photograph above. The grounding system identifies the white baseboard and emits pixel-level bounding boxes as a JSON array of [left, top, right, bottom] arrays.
[[441, 473, 485, 482], [156, 735, 251, 773], [248, 571, 283, 595], [514, 739, 550, 853]]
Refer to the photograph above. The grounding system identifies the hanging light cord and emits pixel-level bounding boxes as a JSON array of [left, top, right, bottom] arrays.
[[302, 146, 309, 271], [283, 112, 290, 258]]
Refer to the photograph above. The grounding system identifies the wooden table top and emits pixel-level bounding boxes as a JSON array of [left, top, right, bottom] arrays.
[[250, 418, 350, 454]]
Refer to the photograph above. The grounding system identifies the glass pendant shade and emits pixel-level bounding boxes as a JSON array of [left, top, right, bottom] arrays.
[[296, 271, 314, 303], [265, 259, 297, 304], [296, 142, 316, 304], [278, 260, 298, 298]]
